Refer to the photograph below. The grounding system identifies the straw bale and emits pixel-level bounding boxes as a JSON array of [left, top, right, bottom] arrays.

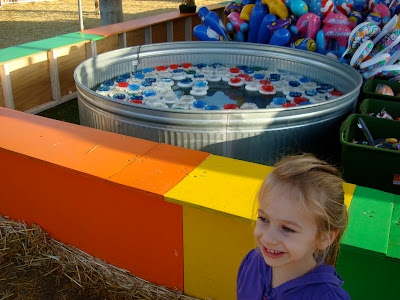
[[0, 215, 201, 300]]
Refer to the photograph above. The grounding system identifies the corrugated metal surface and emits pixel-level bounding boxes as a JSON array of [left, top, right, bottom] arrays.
[[74, 42, 362, 164]]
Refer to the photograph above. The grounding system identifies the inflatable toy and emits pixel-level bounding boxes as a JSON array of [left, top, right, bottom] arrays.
[[268, 15, 297, 35], [242, 0, 256, 5], [262, 0, 289, 18], [291, 12, 321, 40], [227, 12, 249, 32], [367, 28, 400, 58], [193, 25, 230, 41], [269, 27, 292, 45], [353, 0, 368, 11], [365, 12, 382, 26], [198, 7, 231, 41], [359, 52, 391, 71], [257, 14, 277, 43], [362, 64, 400, 79], [248, 5, 266, 42], [340, 22, 381, 60], [240, 4, 256, 21], [349, 11, 362, 28], [335, 0, 354, 16], [387, 44, 400, 64], [320, 0, 335, 18], [290, 0, 309, 16], [290, 37, 317, 50], [372, 15, 398, 43], [349, 39, 373, 67], [309, 0, 324, 17], [316, 24, 352, 55], [224, 1, 244, 14], [373, 4, 391, 25]]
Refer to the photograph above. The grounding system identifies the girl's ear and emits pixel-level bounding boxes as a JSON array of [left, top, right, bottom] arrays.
[[317, 230, 339, 250]]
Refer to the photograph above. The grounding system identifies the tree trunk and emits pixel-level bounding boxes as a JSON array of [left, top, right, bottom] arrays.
[[99, 0, 123, 26]]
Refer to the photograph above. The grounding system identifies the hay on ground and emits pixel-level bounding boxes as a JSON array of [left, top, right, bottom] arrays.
[[0, 215, 201, 300]]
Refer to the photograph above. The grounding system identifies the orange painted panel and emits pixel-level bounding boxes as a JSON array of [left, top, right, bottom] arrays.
[[109, 143, 211, 195], [0, 148, 183, 290], [0, 107, 158, 180]]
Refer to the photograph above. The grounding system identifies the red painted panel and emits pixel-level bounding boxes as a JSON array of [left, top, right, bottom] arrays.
[[0, 149, 183, 290]]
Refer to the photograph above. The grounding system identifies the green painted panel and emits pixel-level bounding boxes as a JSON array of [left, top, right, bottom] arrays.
[[0, 33, 104, 63], [336, 245, 400, 300], [341, 186, 394, 254], [387, 195, 400, 259]]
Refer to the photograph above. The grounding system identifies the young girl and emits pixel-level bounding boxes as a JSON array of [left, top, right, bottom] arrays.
[[237, 154, 351, 300]]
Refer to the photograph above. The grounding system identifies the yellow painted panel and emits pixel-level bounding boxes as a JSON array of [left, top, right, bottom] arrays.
[[343, 182, 356, 210], [165, 155, 273, 221], [183, 206, 255, 300]]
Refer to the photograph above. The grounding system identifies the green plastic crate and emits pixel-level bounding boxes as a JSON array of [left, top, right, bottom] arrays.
[[359, 98, 400, 120], [362, 79, 400, 102], [340, 114, 400, 194]]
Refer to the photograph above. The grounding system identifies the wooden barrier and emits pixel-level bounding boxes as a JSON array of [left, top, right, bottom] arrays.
[[0, 4, 227, 114], [1, 106, 399, 299]]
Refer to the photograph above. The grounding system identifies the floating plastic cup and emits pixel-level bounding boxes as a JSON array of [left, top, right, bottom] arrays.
[[179, 95, 195, 104], [143, 68, 153, 73], [144, 90, 157, 97], [191, 100, 207, 110], [97, 86, 110, 96], [177, 79, 194, 88], [241, 102, 259, 109], [134, 73, 146, 80], [101, 80, 115, 87], [113, 93, 126, 101], [273, 97, 287, 105], [205, 105, 219, 110]]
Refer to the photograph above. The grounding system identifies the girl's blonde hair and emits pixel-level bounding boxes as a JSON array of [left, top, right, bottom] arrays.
[[257, 153, 348, 266]]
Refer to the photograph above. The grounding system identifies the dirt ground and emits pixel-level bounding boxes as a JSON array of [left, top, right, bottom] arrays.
[[0, 0, 220, 49]]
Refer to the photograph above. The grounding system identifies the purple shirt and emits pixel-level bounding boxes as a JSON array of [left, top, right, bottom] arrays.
[[237, 249, 351, 300]]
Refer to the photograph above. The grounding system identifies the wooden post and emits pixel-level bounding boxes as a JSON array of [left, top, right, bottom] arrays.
[[0, 63, 15, 110], [47, 50, 62, 102]]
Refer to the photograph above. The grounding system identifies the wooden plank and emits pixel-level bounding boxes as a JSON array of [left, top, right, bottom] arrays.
[[8, 53, 52, 111], [0, 32, 103, 64], [152, 23, 167, 44], [387, 195, 400, 259], [167, 21, 173, 42], [145, 27, 152, 45], [126, 28, 146, 47], [183, 205, 254, 300], [81, 11, 200, 37], [185, 16, 192, 41], [0, 63, 14, 109], [96, 35, 119, 55], [85, 40, 97, 58], [0, 107, 158, 180], [165, 155, 273, 221], [173, 18, 186, 42], [0, 148, 184, 291], [341, 186, 395, 254], [191, 14, 201, 41], [47, 50, 61, 102], [57, 43, 87, 97], [118, 32, 127, 48], [109, 143, 210, 196], [0, 76, 4, 107]]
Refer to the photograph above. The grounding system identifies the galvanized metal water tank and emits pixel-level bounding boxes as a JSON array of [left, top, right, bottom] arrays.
[[74, 42, 362, 165]]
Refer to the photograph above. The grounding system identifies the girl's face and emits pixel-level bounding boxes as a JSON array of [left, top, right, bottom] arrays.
[[254, 186, 323, 278]]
